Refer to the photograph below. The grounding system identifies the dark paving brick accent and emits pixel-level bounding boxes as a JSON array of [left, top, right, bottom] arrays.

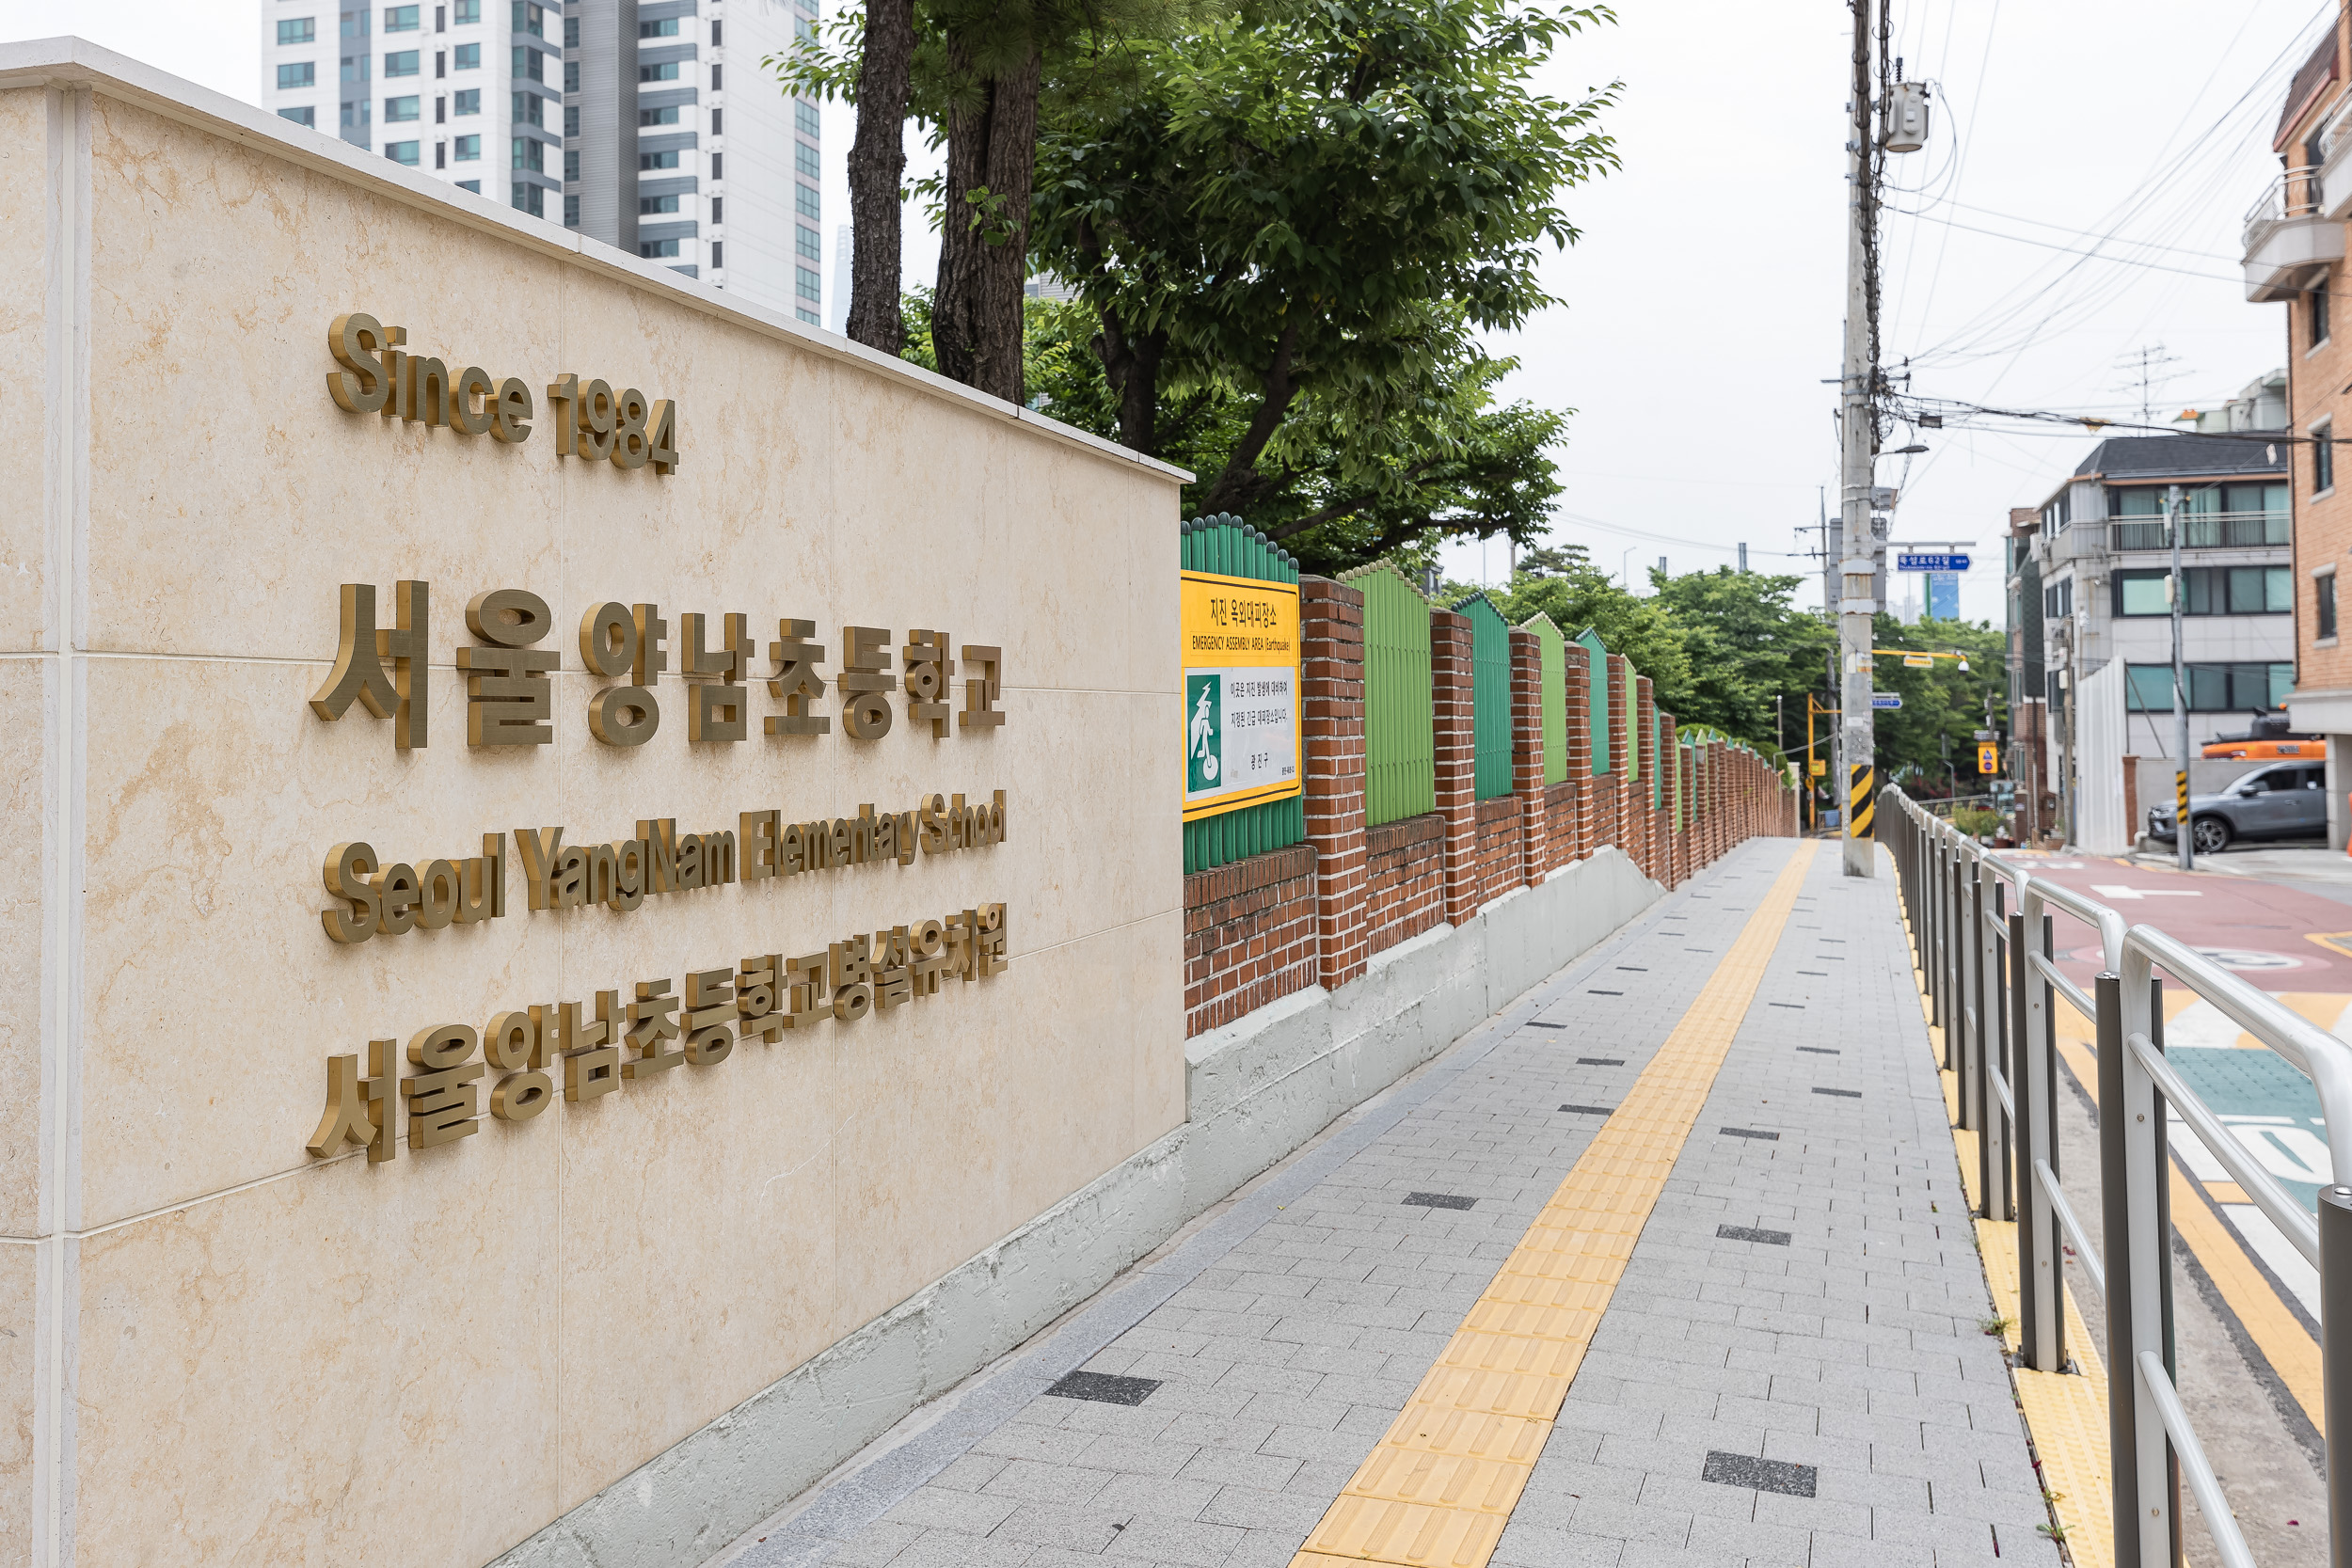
[[1043, 1371, 1162, 1406], [1718, 1126, 1780, 1140], [1560, 1103, 1614, 1116], [1797, 1047, 1840, 1054], [1402, 1192, 1476, 1211], [1715, 1224, 1793, 1246], [1523, 1021, 1566, 1030], [1812, 1086, 1861, 1099], [1768, 1002, 1805, 1009], [1701, 1450, 1818, 1498], [1585, 990, 1623, 997], [1576, 1057, 1624, 1067]]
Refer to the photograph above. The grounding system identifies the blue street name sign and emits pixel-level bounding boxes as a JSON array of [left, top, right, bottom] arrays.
[[1870, 692, 1903, 710], [1897, 552, 1970, 572]]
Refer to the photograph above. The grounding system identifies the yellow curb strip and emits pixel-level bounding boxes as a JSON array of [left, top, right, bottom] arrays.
[[1289, 841, 1820, 1567], [1977, 1218, 2114, 1568]]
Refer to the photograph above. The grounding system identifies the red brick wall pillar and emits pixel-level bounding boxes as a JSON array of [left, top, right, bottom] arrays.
[[1635, 677, 1658, 881], [1608, 656, 1632, 863], [1655, 709, 1677, 888], [1300, 577, 1369, 990], [1431, 609, 1480, 926], [1509, 629, 1546, 888], [1563, 649, 1590, 866]]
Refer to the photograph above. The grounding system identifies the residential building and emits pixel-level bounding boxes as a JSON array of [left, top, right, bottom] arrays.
[[2248, 8, 2352, 845], [263, 1, 825, 321], [2003, 506, 2049, 840], [261, 2, 555, 209], [2014, 431, 2294, 837]]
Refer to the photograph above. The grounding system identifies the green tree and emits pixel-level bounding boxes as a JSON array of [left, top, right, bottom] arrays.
[[1867, 614, 2009, 795], [1648, 568, 1837, 748], [1028, 0, 1616, 565]]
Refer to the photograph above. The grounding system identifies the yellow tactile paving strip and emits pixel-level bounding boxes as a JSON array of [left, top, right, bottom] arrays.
[[1977, 1217, 2114, 1568], [1288, 840, 1820, 1568]]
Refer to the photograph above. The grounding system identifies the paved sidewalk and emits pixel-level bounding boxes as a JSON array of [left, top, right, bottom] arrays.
[[716, 840, 2051, 1568]]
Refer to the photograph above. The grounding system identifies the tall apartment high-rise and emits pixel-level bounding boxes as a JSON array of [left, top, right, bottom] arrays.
[[261, 3, 561, 211], [262, 2, 823, 324]]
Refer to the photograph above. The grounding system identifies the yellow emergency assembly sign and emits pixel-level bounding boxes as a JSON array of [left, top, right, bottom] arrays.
[[1978, 742, 1999, 773], [1182, 571, 1303, 822]]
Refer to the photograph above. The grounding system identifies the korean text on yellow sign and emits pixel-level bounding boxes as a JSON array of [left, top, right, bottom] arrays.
[[1181, 571, 1302, 821]]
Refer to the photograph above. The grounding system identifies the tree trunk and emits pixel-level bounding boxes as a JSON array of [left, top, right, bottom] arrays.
[[845, 0, 915, 355], [1197, 322, 1305, 514], [932, 40, 1044, 403]]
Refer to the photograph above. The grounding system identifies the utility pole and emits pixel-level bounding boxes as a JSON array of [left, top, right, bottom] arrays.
[[1836, 0, 1882, 877], [2169, 483, 2192, 870]]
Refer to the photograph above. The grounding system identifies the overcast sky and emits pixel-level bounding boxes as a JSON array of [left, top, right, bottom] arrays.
[[1, 0, 2331, 625]]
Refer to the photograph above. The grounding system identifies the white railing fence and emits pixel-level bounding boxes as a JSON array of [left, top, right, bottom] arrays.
[[1882, 786, 2352, 1568]]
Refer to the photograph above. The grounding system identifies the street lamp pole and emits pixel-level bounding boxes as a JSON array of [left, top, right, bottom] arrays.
[[2169, 483, 2192, 871]]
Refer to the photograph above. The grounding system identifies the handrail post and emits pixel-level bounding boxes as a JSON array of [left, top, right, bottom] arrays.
[[2113, 954, 2175, 1566], [2096, 970, 2143, 1567], [1962, 860, 1985, 1143], [2150, 976, 2183, 1568], [2020, 900, 2063, 1372], [2320, 1183, 2352, 1568], [1983, 878, 2010, 1221]]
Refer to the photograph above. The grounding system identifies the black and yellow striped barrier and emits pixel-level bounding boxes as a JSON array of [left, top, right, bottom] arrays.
[[1847, 762, 1874, 837]]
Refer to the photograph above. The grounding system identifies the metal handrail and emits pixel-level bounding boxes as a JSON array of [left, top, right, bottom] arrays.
[[1878, 785, 2348, 1568], [2035, 1157, 2105, 1296], [2129, 1029, 2318, 1264]]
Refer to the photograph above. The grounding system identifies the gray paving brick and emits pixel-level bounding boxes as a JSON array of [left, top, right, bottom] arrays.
[[1100, 1513, 1248, 1565]]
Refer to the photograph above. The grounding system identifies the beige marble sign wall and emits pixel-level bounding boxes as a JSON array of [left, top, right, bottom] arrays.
[[0, 42, 1184, 1567]]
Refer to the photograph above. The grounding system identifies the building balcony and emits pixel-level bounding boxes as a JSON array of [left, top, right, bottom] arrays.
[[2244, 168, 2344, 301], [2108, 511, 2291, 551], [2322, 103, 2352, 219]]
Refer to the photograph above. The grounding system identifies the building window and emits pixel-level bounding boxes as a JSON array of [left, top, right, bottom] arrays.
[[639, 16, 679, 36], [712, 241, 723, 270], [384, 49, 419, 76], [564, 193, 580, 227], [385, 139, 421, 164], [795, 185, 819, 220], [435, 140, 446, 167], [2314, 282, 2331, 350], [384, 5, 420, 31], [710, 152, 723, 181], [2125, 661, 2294, 712], [452, 43, 478, 70], [640, 62, 682, 82], [641, 194, 681, 214], [796, 265, 821, 302], [641, 106, 680, 127], [513, 182, 545, 216], [453, 87, 479, 114], [513, 136, 544, 172], [564, 15, 579, 46], [640, 150, 681, 169], [796, 224, 820, 261], [564, 103, 579, 135], [711, 21, 723, 45], [385, 94, 420, 120], [2321, 424, 2338, 495], [564, 59, 580, 93], [453, 0, 479, 22], [2112, 566, 2291, 616], [435, 50, 445, 77], [795, 15, 815, 40], [564, 148, 579, 181], [2321, 570, 2341, 641], [278, 62, 317, 89], [798, 308, 820, 325], [435, 4, 445, 30], [435, 95, 445, 122], [710, 64, 723, 91], [795, 143, 819, 179], [641, 239, 682, 258], [795, 99, 819, 136], [278, 105, 318, 127], [710, 197, 723, 225], [513, 91, 543, 126], [457, 178, 480, 192], [514, 46, 543, 82], [453, 133, 480, 160], [710, 107, 723, 135], [511, 1, 543, 36], [278, 18, 317, 44]]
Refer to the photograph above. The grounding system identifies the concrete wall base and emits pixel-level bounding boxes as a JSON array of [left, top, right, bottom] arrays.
[[485, 847, 1663, 1568]]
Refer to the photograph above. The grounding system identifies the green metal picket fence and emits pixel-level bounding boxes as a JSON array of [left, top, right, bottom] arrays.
[[1342, 561, 1436, 828], [1457, 594, 1513, 800], [1182, 514, 1306, 875], [1576, 627, 1610, 776], [1520, 614, 1567, 786]]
